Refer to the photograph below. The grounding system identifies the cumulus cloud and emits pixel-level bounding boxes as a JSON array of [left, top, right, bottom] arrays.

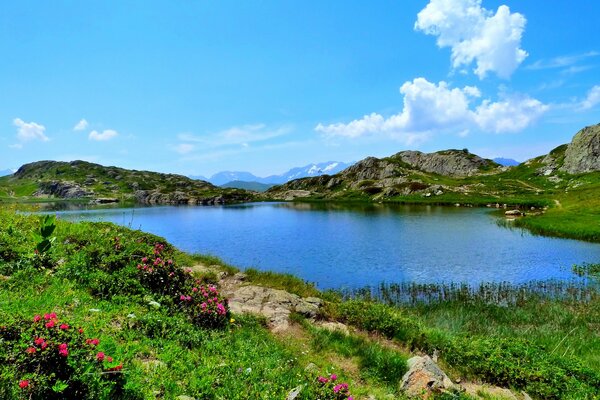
[[415, 0, 527, 79], [579, 85, 600, 111], [13, 118, 49, 142], [73, 119, 89, 131], [316, 78, 547, 143], [89, 129, 118, 141], [475, 95, 549, 133]]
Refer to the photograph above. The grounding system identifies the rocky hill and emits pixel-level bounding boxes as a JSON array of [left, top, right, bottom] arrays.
[[267, 123, 600, 203], [267, 149, 501, 201], [0, 160, 256, 205]]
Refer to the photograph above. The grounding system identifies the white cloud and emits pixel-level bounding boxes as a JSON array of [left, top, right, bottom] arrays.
[[178, 124, 290, 148], [73, 119, 89, 131], [526, 51, 599, 70], [475, 94, 548, 133], [173, 143, 195, 154], [316, 78, 547, 142], [415, 0, 527, 79], [13, 118, 49, 142], [579, 85, 600, 111], [89, 129, 118, 141]]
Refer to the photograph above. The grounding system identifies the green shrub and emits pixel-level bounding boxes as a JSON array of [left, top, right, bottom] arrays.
[[0, 313, 124, 399]]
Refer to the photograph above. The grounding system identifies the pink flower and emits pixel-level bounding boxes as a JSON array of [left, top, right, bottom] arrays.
[[58, 343, 68, 357], [45, 321, 55, 328], [330, 374, 337, 381], [86, 338, 100, 346], [26, 347, 36, 354], [59, 324, 69, 330], [180, 295, 186, 301], [33, 315, 41, 322], [217, 303, 226, 315], [19, 380, 29, 389], [141, 257, 148, 263], [34, 337, 44, 345], [79, 328, 84, 334], [317, 376, 329, 383], [333, 383, 348, 393], [192, 287, 198, 293], [96, 352, 105, 361], [41, 342, 48, 350], [107, 356, 113, 362], [44, 312, 57, 320]]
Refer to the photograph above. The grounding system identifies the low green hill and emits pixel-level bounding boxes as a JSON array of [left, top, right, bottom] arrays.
[[0, 160, 257, 205]]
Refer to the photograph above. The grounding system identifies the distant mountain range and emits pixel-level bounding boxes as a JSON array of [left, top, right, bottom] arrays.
[[493, 158, 520, 166], [191, 161, 354, 187], [220, 180, 275, 192]]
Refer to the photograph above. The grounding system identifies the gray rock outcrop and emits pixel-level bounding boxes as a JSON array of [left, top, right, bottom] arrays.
[[561, 123, 600, 174], [400, 355, 455, 398], [394, 150, 498, 177]]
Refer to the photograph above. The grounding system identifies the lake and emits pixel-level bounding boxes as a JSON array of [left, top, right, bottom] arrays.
[[52, 202, 600, 289]]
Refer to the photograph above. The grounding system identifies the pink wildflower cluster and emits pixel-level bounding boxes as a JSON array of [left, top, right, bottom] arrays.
[[14, 313, 124, 392], [2, 313, 125, 397], [178, 283, 231, 328], [136, 242, 187, 295], [316, 374, 353, 400]]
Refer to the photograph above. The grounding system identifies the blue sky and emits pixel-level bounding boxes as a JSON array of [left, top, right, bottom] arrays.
[[1, 1, 599, 176]]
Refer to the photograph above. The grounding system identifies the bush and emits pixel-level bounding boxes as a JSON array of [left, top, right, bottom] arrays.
[[314, 374, 354, 400], [177, 284, 231, 329], [0, 313, 124, 399]]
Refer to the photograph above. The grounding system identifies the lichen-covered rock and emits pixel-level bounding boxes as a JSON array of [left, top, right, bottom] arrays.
[[400, 355, 454, 398], [561, 123, 600, 174]]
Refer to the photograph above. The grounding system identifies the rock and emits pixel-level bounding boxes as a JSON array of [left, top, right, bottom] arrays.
[[34, 181, 93, 198], [176, 396, 196, 400], [286, 385, 303, 400], [504, 209, 523, 217], [562, 123, 600, 174], [316, 321, 350, 335], [462, 383, 518, 400], [222, 283, 322, 332], [295, 302, 319, 318], [400, 355, 454, 398], [394, 150, 499, 177]]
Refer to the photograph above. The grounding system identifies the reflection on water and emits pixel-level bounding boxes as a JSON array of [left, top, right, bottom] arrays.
[[42, 201, 600, 290]]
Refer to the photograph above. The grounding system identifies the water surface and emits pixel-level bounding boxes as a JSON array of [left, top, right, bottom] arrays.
[[52, 202, 600, 289]]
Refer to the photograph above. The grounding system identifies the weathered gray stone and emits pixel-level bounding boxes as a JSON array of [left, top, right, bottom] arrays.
[[562, 123, 600, 174], [401, 355, 454, 397]]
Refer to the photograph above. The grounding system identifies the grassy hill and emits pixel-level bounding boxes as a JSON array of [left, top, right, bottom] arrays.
[[267, 124, 600, 242], [0, 160, 257, 205]]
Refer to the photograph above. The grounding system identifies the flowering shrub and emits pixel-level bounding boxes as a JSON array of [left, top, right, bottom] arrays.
[[315, 374, 354, 400], [136, 243, 190, 296], [0, 313, 124, 399], [177, 283, 231, 329]]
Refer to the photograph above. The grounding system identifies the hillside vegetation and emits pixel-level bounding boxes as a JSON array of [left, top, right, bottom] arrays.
[[268, 123, 600, 242], [0, 161, 256, 205]]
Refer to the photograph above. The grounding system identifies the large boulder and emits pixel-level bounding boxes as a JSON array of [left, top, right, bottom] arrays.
[[561, 123, 600, 174], [400, 355, 454, 398]]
